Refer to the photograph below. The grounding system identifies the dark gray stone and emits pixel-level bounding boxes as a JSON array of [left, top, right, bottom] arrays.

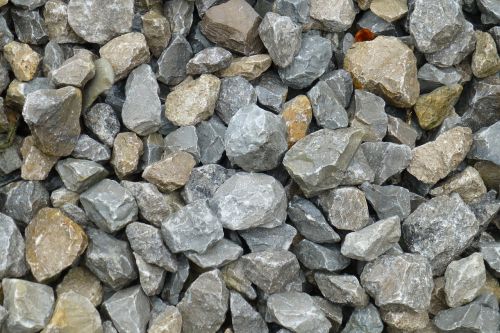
[[157, 34, 193, 86], [11, 8, 48, 45], [361, 142, 412, 185], [321, 69, 353, 108], [162, 255, 189, 305], [294, 240, 350, 272], [480, 242, 500, 277], [350, 90, 387, 142], [164, 0, 194, 37], [468, 121, 500, 165], [255, 72, 288, 113], [0, 213, 28, 279], [307, 80, 348, 130], [315, 273, 369, 308], [417, 64, 463, 93], [42, 41, 64, 78], [230, 291, 269, 333], [341, 148, 376, 186], [342, 303, 383, 333], [185, 239, 243, 269], [3, 180, 50, 225], [181, 164, 233, 203], [357, 10, 397, 36], [361, 183, 411, 220], [55, 158, 109, 193], [215, 76, 257, 124], [71, 134, 111, 162], [196, 115, 227, 164], [386, 115, 419, 148], [272, 0, 310, 24], [83, 103, 120, 147]]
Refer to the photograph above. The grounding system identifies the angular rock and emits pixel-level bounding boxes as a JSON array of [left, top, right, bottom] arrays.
[[209, 172, 287, 230], [359, 142, 410, 184], [188, 22, 214, 53], [472, 31, 500, 79], [310, 0, 355, 32], [164, 126, 200, 163], [481, 242, 500, 278], [20, 136, 59, 181], [42, 41, 64, 76], [230, 291, 268, 333], [417, 64, 463, 93], [186, 238, 243, 269], [164, 0, 193, 37], [215, 76, 257, 124], [43, 0, 83, 44], [162, 255, 190, 305], [0, 213, 28, 279], [361, 183, 411, 220], [3, 41, 41, 82], [240, 224, 297, 252], [181, 164, 233, 203], [82, 59, 115, 110], [6, 78, 54, 110], [321, 70, 353, 108], [156, 34, 192, 86], [186, 47, 232, 75], [342, 303, 384, 333], [10, 0, 47, 9], [307, 80, 348, 130], [103, 321, 118, 333], [341, 146, 376, 186], [0, 136, 22, 177], [50, 51, 95, 88], [294, 240, 350, 272], [255, 72, 288, 113], [315, 273, 369, 308], [134, 253, 166, 296], [56, 266, 103, 306], [370, 0, 407, 22], [3, 180, 50, 225], [273, 0, 310, 24], [281, 95, 312, 147], [71, 134, 111, 162], [148, 306, 182, 333], [415, 84, 463, 130], [141, 10, 171, 58], [196, 116, 226, 164], [475, 161, 500, 190], [83, 103, 120, 147], [55, 158, 108, 193], [317, 187, 369, 231], [139, 133, 164, 170], [430, 166, 487, 203], [111, 132, 143, 179], [142, 151, 196, 192], [468, 121, 500, 166], [386, 115, 418, 148], [350, 90, 387, 141], [11, 8, 48, 45], [380, 308, 430, 331], [218, 54, 272, 81], [103, 286, 150, 333]]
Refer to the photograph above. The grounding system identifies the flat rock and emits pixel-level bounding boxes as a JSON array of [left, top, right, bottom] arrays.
[[164, 0, 194, 37], [315, 273, 369, 308], [50, 51, 95, 88], [370, 0, 407, 22], [157, 34, 192, 86], [2, 180, 50, 225], [134, 253, 166, 296], [55, 158, 108, 193], [342, 303, 384, 333], [195, 116, 226, 165], [430, 166, 487, 204], [186, 47, 232, 75], [240, 224, 297, 252], [294, 240, 350, 271], [83, 103, 120, 147], [0, 213, 28, 279], [386, 115, 418, 148], [230, 291, 268, 333], [111, 132, 143, 179], [307, 80, 348, 130], [341, 148, 376, 185], [472, 31, 500, 79], [181, 164, 233, 203], [361, 183, 411, 220], [44, 0, 84, 44], [141, 10, 171, 58], [255, 72, 288, 113], [321, 70, 353, 108], [185, 238, 243, 268], [417, 64, 463, 93], [4, 41, 41, 82], [350, 89, 387, 141], [310, 0, 355, 32], [218, 54, 272, 81], [273, 0, 310, 24], [103, 286, 150, 333], [56, 266, 103, 306], [142, 151, 196, 192], [414, 84, 463, 130], [281, 95, 312, 147], [468, 121, 500, 166]]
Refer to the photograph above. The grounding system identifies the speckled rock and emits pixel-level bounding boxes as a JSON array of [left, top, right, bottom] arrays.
[[273, 0, 310, 24], [157, 34, 192, 86], [187, 47, 232, 75], [230, 291, 268, 333], [315, 273, 369, 308], [310, 0, 355, 32], [318, 187, 370, 231], [50, 51, 95, 88], [141, 10, 171, 58], [430, 166, 487, 203], [148, 306, 182, 333], [361, 183, 411, 220], [472, 31, 500, 79], [164, 0, 194, 37], [0, 213, 28, 279], [142, 151, 196, 192], [468, 121, 500, 166], [294, 240, 350, 272], [83, 103, 120, 147], [414, 84, 463, 130], [111, 132, 144, 179], [3, 41, 41, 82], [43, 0, 84, 44], [2, 180, 50, 225], [11, 8, 48, 45], [215, 76, 257, 124], [181, 164, 233, 203]]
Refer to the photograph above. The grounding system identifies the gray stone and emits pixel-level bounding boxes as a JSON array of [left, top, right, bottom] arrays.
[[148, 305, 182, 333], [350, 90, 387, 142], [230, 291, 268, 333], [83, 58, 115, 110], [3, 180, 50, 224], [157, 34, 192, 86], [164, 0, 193, 37], [294, 240, 350, 272], [80, 179, 138, 233], [283, 128, 364, 197], [161, 199, 224, 253], [266, 292, 331, 333], [469, 190, 500, 228], [125, 222, 177, 272], [386, 115, 419, 148], [177, 270, 229, 333], [417, 64, 463, 93], [67, 0, 134, 44], [310, 0, 355, 32], [103, 286, 151, 333], [255, 72, 288, 113], [71, 134, 111, 162], [273, 0, 309, 24], [162, 255, 189, 305], [122, 64, 161, 136], [209, 172, 287, 230], [164, 126, 200, 163], [361, 183, 411, 220], [215, 76, 257, 124], [23, 86, 82, 157], [321, 69, 353, 108], [83, 103, 120, 147], [0, 305, 7, 327], [311, 297, 342, 331], [356, 10, 397, 36], [50, 51, 95, 88], [468, 121, 500, 166], [60, 203, 91, 227], [478, 0, 500, 24], [240, 224, 297, 252], [55, 158, 108, 193], [315, 273, 369, 308], [84, 227, 137, 290], [361, 142, 412, 185], [186, 238, 243, 269], [188, 22, 214, 54], [278, 33, 332, 89], [134, 253, 166, 296], [0, 137, 22, 176], [480, 242, 500, 277], [225, 105, 287, 172], [341, 148, 376, 185], [194, 0, 222, 17], [307, 80, 348, 130], [6, 78, 54, 111], [0, 16, 14, 50], [341, 216, 401, 261], [196, 116, 227, 164], [181, 164, 233, 203], [43, 0, 83, 44], [241, 250, 300, 294], [342, 303, 383, 333], [361, 253, 434, 312], [0, 213, 28, 279], [186, 47, 232, 75], [221, 259, 256, 301], [103, 321, 118, 333], [402, 193, 480, 275], [10, 0, 47, 9], [139, 133, 164, 170], [2, 278, 54, 333], [317, 187, 369, 231], [11, 8, 48, 45]]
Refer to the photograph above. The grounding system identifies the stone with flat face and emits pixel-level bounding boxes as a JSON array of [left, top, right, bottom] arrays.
[[142, 151, 196, 192], [315, 273, 369, 308], [56, 158, 108, 193], [83, 103, 120, 147], [414, 84, 463, 130], [361, 142, 412, 185], [468, 121, 500, 166], [186, 239, 243, 269], [111, 132, 144, 179], [294, 240, 350, 272], [56, 267, 103, 307], [350, 90, 387, 142], [103, 286, 151, 333], [240, 224, 296, 252], [430, 166, 487, 204], [230, 291, 268, 333], [157, 34, 192, 86], [472, 31, 500, 79], [187, 47, 232, 75], [2, 180, 50, 225], [343, 304, 383, 333], [310, 0, 355, 32], [307, 80, 348, 130], [215, 76, 257, 124], [361, 183, 411, 220], [0, 213, 28, 279]]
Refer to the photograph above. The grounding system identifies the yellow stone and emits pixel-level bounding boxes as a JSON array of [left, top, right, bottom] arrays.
[[281, 95, 312, 147], [414, 84, 463, 130], [20, 136, 59, 181], [218, 54, 272, 80], [3, 41, 41, 82]]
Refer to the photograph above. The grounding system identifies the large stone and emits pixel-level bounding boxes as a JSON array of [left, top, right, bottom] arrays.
[[472, 31, 500, 79], [142, 151, 196, 192], [255, 72, 288, 113], [164, 0, 194, 37], [186, 238, 243, 268], [230, 291, 268, 333], [55, 158, 109, 193], [350, 89, 387, 141], [56, 267, 102, 306], [281, 95, 312, 147], [103, 286, 150, 333], [186, 47, 233, 75], [315, 273, 369, 308], [157, 34, 192, 86], [22, 86, 82, 157], [50, 51, 95, 88], [294, 240, 350, 272], [111, 132, 144, 179], [3, 41, 41, 82], [361, 183, 411, 220], [215, 76, 257, 124], [148, 306, 182, 333], [344, 36, 419, 108], [415, 84, 463, 130], [0, 213, 28, 279], [2, 180, 50, 225], [43, 0, 83, 44], [141, 10, 171, 58], [307, 80, 348, 130], [468, 121, 500, 166], [83, 103, 120, 147], [430, 166, 487, 204], [11, 8, 48, 45], [370, 0, 407, 22]]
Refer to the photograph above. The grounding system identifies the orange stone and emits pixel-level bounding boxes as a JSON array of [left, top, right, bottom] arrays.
[[281, 95, 312, 147]]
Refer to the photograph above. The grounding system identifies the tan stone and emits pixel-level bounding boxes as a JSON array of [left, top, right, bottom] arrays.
[[3, 42, 41, 82], [344, 36, 419, 108], [50, 188, 79, 207], [414, 84, 463, 130], [142, 10, 171, 58], [370, 0, 408, 22], [20, 136, 59, 181], [472, 31, 500, 79], [142, 151, 196, 192], [355, 0, 372, 10], [217, 54, 272, 80], [380, 308, 429, 331], [5, 80, 31, 110], [148, 306, 182, 333], [111, 132, 144, 179], [474, 161, 500, 190], [56, 267, 103, 306], [430, 166, 487, 203], [406, 126, 473, 184], [281, 95, 312, 147], [25, 208, 88, 282]]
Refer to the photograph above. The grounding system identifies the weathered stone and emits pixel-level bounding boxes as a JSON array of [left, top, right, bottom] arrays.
[[481, 242, 500, 278], [310, 0, 355, 32], [161, 255, 189, 305], [318, 187, 369, 231], [341, 148, 376, 185], [82, 59, 115, 110], [103, 286, 150, 333], [273, 0, 309, 23], [386, 115, 418, 148], [141, 10, 171, 58], [181, 164, 233, 203], [43, 0, 83, 44], [240, 224, 297, 252], [350, 89, 387, 141], [307, 80, 348, 130], [361, 253, 434, 311], [42, 41, 64, 77], [344, 36, 419, 108], [71, 134, 110, 162], [11, 8, 48, 45], [429, 277, 447, 316], [196, 116, 227, 164], [468, 121, 500, 166], [407, 127, 473, 185], [0, 213, 28, 279], [414, 84, 463, 130], [3, 180, 50, 224], [475, 161, 500, 190], [402, 193, 480, 275], [0, 15, 13, 49], [165, 74, 220, 126], [139, 133, 164, 170], [56, 267, 102, 306], [4, 41, 41, 82], [186, 47, 232, 75], [310, 297, 342, 332], [186, 238, 243, 268], [369, 0, 407, 22], [255, 72, 288, 113], [157, 34, 192, 86], [177, 270, 229, 333], [430, 166, 487, 203], [110, 132, 143, 179], [342, 303, 384, 333], [20, 136, 59, 181], [83, 103, 120, 147], [266, 292, 331, 333], [164, 126, 200, 163], [56, 158, 108, 192], [163, 0, 193, 37], [218, 54, 272, 81], [230, 291, 268, 333], [10, 0, 46, 9], [148, 305, 182, 333], [294, 240, 350, 271], [221, 259, 256, 301], [67, 0, 134, 44], [142, 151, 196, 192], [278, 33, 332, 89], [215, 76, 257, 124], [380, 308, 430, 331], [209, 172, 287, 230], [472, 31, 500, 79], [281, 95, 312, 147], [417, 64, 463, 93], [2, 278, 54, 333], [361, 183, 411, 220], [315, 273, 369, 308]]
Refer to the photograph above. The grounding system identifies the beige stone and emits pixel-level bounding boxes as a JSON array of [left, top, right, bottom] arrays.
[[281, 95, 312, 147], [20, 136, 59, 181], [414, 84, 463, 130], [3, 42, 41, 82], [142, 151, 196, 192], [56, 267, 103, 306], [370, 0, 408, 22], [148, 306, 182, 333], [218, 54, 272, 81], [44, 0, 84, 44], [142, 10, 171, 58], [474, 161, 500, 190], [472, 31, 500, 79], [355, 0, 372, 10], [429, 277, 447, 316], [50, 188, 79, 207], [111, 132, 144, 179], [430, 166, 487, 203], [380, 308, 430, 331]]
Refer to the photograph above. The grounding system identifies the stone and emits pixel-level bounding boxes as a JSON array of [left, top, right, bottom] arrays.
[[177, 270, 229, 333], [478, 0, 500, 23], [2, 278, 54, 333], [414, 84, 463, 130], [164, 0, 193, 36], [103, 321, 118, 333], [3, 180, 50, 225], [240, 224, 297, 252], [44, 291, 102, 333], [294, 240, 350, 272], [221, 259, 256, 301], [342, 303, 384, 333], [310, 297, 342, 331], [142, 151, 196, 192], [71, 134, 111, 162], [0, 136, 22, 177], [11, 8, 48, 45], [218, 54, 272, 81], [472, 31, 500, 79], [20, 136, 59, 181], [201, 0, 263, 55], [23, 86, 81, 157], [386, 115, 418, 148], [165, 74, 220, 126], [444, 253, 486, 308], [83, 103, 120, 147], [157, 34, 192, 86], [55, 158, 108, 192], [341, 147, 376, 186], [350, 90, 387, 141], [481, 242, 500, 277], [43, 0, 83, 44], [230, 291, 268, 333], [278, 33, 332, 89], [0, 213, 28, 279], [186, 239, 243, 268], [10, 0, 47, 9], [196, 116, 226, 164], [26, 208, 88, 282], [430, 277, 447, 315], [468, 121, 500, 166], [283, 128, 364, 197], [407, 127, 473, 185], [321, 70, 353, 109], [83, 59, 115, 110], [255, 72, 288, 113], [164, 126, 200, 163], [0, 306, 7, 328], [361, 253, 434, 311], [215, 76, 257, 124], [430, 166, 487, 203], [0, 15, 13, 49], [139, 133, 164, 170], [186, 47, 232, 75], [273, 0, 309, 24], [266, 292, 331, 333], [308, 80, 348, 130], [417, 64, 463, 93], [344, 36, 419, 108], [148, 306, 182, 333], [42, 41, 64, 76], [134, 253, 166, 296], [281, 95, 312, 147], [341, 216, 401, 261], [317, 187, 369, 231], [3, 41, 41, 82], [315, 273, 369, 308], [370, 0, 407, 22], [141, 10, 171, 58], [125, 222, 177, 272], [402, 193, 480, 275], [225, 105, 287, 172], [103, 286, 150, 333], [99, 32, 150, 81], [310, 0, 355, 32], [240, 250, 300, 294], [67, 0, 134, 44], [6, 78, 54, 111], [50, 51, 95, 88], [161, 199, 224, 253], [111, 132, 143, 179], [181, 164, 233, 203], [475, 161, 500, 190], [361, 183, 411, 220], [56, 267, 102, 306], [162, 255, 189, 305], [80, 179, 138, 233], [380, 308, 430, 331], [209, 172, 287, 230]]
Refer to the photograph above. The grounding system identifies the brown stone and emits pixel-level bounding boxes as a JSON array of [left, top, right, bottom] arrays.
[[142, 151, 196, 192], [414, 84, 463, 130], [281, 95, 312, 147], [20, 136, 59, 181], [111, 132, 144, 179], [142, 10, 171, 58], [25, 208, 88, 282], [56, 267, 103, 306], [3, 41, 41, 82], [430, 166, 487, 203], [218, 54, 272, 80], [472, 31, 500, 79]]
